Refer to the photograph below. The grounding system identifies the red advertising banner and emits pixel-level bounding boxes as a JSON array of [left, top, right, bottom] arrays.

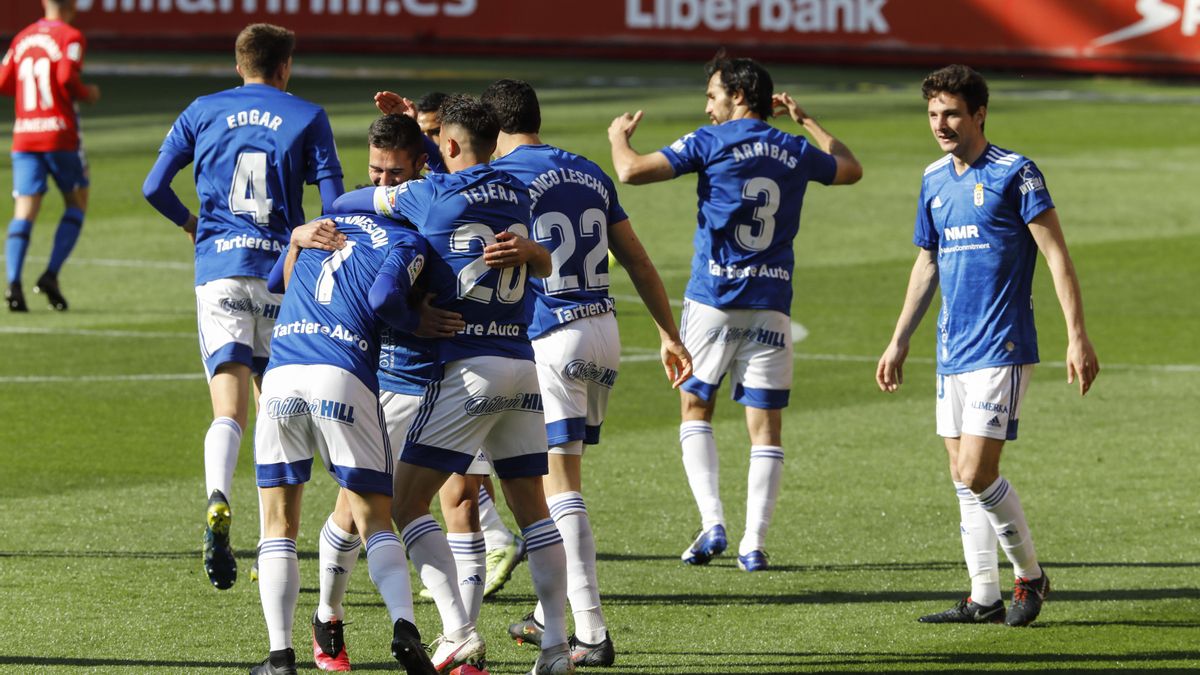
[[2, 0, 1199, 75]]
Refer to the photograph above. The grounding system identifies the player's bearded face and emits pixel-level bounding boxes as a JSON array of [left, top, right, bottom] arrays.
[[705, 72, 734, 124], [368, 147, 423, 187], [927, 92, 984, 158]]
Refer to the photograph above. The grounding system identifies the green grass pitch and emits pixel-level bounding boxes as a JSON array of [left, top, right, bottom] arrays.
[[0, 54, 1197, 673]]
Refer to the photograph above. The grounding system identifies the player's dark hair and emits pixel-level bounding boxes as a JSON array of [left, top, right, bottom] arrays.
[[439, 94, 500, 156], [481, 79, 541, 135], [415, 91, 449, 115], [235, 23, 296, 80], [368, 114, 425, 158], [922, 64, 989, 114], [704, 50, 774, 119]]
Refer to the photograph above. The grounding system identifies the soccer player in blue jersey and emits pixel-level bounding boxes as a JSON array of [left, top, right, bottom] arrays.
[[876, 65, 1099, 627], [608, 54, 862, 572], [141, 23, 344, 591], [483, 79, 691, 666], [337, 94, 575, 675], [251, 209, 438, 675]]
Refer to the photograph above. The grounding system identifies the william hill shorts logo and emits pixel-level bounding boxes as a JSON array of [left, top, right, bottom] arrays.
[[463, 393, 543, 417], [705, 326, 787, 349], [564, 359, 618, 388], [266, 396, 356, 425], [220, 297, 280, 319]]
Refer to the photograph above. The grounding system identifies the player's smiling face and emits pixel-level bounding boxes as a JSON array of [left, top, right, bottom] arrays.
[[368, 146, 424, 187], [705, 72, 735, 124], [927, 91, 986, 159]]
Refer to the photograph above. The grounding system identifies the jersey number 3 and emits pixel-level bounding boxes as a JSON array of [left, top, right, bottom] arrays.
[[736, 177, 780, 252], [229, 152, 274, 225]]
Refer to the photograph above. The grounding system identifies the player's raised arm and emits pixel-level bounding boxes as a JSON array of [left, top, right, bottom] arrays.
[[608, 218, 692, 387], [773, 92, 862, 185], [877, 247, 939, 392], [608, 111, 675, 185], [1026, 208, 1099, 396]]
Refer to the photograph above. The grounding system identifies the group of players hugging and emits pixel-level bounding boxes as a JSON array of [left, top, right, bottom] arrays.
[[6, 3, 1098, 673]]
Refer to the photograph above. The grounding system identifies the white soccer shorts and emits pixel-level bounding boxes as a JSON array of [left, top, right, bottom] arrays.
[[255, 364, 393, 495], [678, 298, 793, 409], [936, 364, 1034, 442], [532, 311, 620, 453], [381, 389, 492, 475], [402, 355, 547, 479], [195, 276, 281, 379]]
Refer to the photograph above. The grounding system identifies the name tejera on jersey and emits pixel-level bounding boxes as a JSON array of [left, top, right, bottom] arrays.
[[458, 320, 523, 337], [731, 141, 799, 168], [213, 234, 285, 254], [528, 167, 611, 209], [226, 108, 284, 132], [553, 297, 614, 324], [273, 318, 371, 351], [707, 259, 790, 280], [459, 182, 519, 205]]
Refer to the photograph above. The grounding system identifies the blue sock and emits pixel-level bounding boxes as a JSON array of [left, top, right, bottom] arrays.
[[6, 219, 33, 284], [47, 208, 84, 276]]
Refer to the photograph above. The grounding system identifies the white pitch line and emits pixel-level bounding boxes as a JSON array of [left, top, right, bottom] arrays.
[[0, 255, 191, 271], [0, 373, 202, 384], [0, 326, 195, 339]]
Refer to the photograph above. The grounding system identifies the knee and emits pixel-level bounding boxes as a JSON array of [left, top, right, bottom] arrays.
[[959, 468, 998, 494]]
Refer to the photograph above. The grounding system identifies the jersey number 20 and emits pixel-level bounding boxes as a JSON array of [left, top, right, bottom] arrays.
[[229, 152, 274, 225], [453, 223, 528, 304]]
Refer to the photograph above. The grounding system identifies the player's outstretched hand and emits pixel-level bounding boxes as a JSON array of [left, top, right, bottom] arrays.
[[1066, 336, 1100, 396], [484, 232, 551, 276], [876, 342, 908, 393], [772, 92, 808, 124], [291, 219, 346, 251], [608, 111, 645, 142], [661, 339, 693, 389], [414, 293, 465, 338], [374, 91, 415, 118], [83, 84, 101, 104]]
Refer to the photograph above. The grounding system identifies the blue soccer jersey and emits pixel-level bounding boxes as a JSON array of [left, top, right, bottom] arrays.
[[660, 118, 838, 314], [266, 211, 427, 392], [334, 164, 535, 363], [913, 145, 1056, 375], [377, 315, 437, 396], [491, 144, 628, 339], [158, 84, 343, 286]]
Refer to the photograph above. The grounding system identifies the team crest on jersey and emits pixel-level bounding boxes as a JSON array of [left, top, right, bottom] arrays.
[[973, 183, 985, 207]]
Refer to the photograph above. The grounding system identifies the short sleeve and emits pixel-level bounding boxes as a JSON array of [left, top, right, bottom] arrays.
[[1009, 161, 1055, 224], [304, 108, 343, 185], [912, 181, 938, 250], [796, 137, 838, 186], [159, 104, 197, 158], [659, 128, 708, 176], [605, 173, 629, 224]]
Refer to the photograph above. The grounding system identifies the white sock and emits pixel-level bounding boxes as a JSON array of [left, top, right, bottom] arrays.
[[204, 417, 241, 499], [974, 476, 1041, 580], [447, 531, 486, 623], [522, 518, 568, 649], [739, 445, 784, 556], [478, 485, 515, 550], [257, 538, 299, 652], [680, 421, 724, 530], [955, 481, 1001, 605], [366, 531, 415, 625], [318, 516, 362, 622], [548, 492, 607, 644], [401, 515, 471, 640]]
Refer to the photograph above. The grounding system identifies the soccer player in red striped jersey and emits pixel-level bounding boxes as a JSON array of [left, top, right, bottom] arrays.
[[0, 0, 100, 311]]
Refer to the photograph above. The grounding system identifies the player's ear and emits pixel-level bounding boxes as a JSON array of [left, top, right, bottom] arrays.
[[445, 138, 461, 159], [415, 153, 428, 174]]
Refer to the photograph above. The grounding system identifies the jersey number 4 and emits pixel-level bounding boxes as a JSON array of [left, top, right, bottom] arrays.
[[533, 208, 609, 295], [736, 177, 780, 252], [453, 223, 528, 305], [229, 152, 274, 225]]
